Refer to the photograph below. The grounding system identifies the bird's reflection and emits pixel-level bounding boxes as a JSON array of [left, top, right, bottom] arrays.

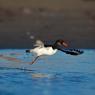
[[31, 73, 53, 79]]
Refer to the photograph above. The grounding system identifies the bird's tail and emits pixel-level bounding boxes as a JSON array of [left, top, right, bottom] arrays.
[[26, 49, 31, 53]]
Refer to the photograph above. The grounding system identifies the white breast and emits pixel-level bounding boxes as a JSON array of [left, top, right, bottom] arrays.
[[30, 47, 57, 56]]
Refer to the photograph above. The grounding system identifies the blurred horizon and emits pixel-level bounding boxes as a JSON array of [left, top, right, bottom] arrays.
[[0, 0, 95, 48]]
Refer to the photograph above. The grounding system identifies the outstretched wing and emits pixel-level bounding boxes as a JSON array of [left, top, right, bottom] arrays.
[[58, 49, 84, 55], [34, 40, 44, 47]]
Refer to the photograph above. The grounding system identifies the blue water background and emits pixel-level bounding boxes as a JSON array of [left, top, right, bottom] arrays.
[[0, 49, 95, 95]]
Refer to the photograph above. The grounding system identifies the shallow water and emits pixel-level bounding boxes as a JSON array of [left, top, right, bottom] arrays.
[[0, 49, 95, 95]]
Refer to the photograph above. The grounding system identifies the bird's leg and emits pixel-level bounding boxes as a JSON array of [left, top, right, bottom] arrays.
[[30, 56, 40, 65]]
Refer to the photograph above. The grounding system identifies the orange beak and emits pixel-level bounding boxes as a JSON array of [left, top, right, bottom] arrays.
[[62, 42, 68, 47]]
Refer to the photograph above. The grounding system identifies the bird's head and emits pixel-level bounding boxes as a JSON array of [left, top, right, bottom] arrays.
[[55, 39, 68, 48]]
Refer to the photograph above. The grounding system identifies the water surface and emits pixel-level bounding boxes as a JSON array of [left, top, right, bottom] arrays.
[[0, 49, 95, 95]]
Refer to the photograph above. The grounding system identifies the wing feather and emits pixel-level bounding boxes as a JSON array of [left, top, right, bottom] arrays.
[[34, 40, 44, 47], [58, 49, 84, 55]]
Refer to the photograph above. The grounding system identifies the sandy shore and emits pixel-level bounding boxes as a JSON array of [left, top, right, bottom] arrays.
[[0, 2, 95, 49]]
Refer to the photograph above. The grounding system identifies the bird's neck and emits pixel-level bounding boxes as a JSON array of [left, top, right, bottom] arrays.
[[52, 43, 59, 49]]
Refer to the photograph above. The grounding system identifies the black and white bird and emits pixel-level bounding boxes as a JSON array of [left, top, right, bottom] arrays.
[[26, 39, 83, 64]]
